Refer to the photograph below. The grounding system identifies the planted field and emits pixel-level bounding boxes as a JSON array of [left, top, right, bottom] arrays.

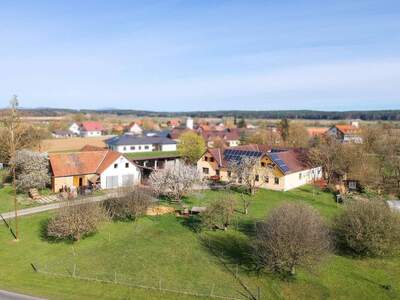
[[0, 186, 399, 300], [39, 136, 113, 153]]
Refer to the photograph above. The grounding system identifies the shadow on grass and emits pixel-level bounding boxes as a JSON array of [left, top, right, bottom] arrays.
[[199, 232, 255, 270], [178, 215, 203, 233]]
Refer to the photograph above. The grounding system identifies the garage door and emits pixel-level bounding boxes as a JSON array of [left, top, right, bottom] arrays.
[[122, 174, 134, 186], [106, 176, 119, 189]]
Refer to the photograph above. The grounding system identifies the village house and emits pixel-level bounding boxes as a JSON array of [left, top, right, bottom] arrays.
[[79, 121, 104, 137], [126, 121, 143, 135], [51, 130, 74, 139], [49, 149, 141, 192], [105, 134, 177, 153], [197, 144, 322, 191], [69, 122, 80, 135], [200, 129, 241, 147], [326, 122, 363, 143]]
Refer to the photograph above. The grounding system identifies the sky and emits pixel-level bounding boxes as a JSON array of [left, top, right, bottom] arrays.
[[0, 0, 399, 111]]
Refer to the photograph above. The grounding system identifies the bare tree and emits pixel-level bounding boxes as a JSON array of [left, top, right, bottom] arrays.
[[333, 199, 400, 257], [201, 197, 235, 230], [228, 156, 260, 195], [149, 162, 200, 202], [47, 201, 107, 242], [254, 202, 330, 277], [103, 187, 152, 221]]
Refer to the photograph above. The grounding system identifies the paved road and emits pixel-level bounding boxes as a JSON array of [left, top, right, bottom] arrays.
[[0, 193, 115, 221], [0, 290, 46, 300]]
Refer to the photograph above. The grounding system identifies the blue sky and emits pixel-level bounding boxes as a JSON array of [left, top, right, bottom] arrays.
[[0, 0, 399, 111]]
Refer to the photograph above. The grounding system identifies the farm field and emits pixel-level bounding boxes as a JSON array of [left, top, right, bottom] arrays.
[[39, 136, 113, 153], [0, 186, 399, 300]]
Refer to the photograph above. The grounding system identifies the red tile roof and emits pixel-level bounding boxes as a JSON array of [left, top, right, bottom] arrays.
[[81, 121, 104, 132], [335, 125, 360, 134], [307, 127, 328, 137], [49, 150, 121, 177]]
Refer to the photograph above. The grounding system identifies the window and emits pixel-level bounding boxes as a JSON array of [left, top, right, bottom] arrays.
[[130, 146, 135, 150], [216, 170, 220, 176], [123, 146, 126, 151], [204, 156, 208, 161], [299, 173, 302, 180], [210, 157, 214, 162], [265, 176, 269, 183], [255, 174, 259, 182], [145, 145, 149, 150], [203, 167, 209, 174], [114, 163, 118, 169], [261, 162, 266, 167], [125, 162, 129, 168], [274, 177, 279, 185], [106, 176, 119, 188], [122, 175, 134, 186], [138, 146, 142, 150]]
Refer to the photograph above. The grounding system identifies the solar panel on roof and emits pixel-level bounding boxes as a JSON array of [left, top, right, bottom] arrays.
[[269, 153, 290, 173]]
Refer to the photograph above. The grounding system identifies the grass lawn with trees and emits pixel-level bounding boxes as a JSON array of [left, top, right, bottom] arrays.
[[0, 186, 399, 300]]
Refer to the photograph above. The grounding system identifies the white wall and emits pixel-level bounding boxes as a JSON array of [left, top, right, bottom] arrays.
[[81, 130, 102, 137], [116, 144, 154, 153], [161, 144, 177, 151], [100, 156, 141, 189], [282, 167, 322, 191]]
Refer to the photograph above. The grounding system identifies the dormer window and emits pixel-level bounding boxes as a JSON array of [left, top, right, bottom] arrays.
[[114, 163, 118, 169]]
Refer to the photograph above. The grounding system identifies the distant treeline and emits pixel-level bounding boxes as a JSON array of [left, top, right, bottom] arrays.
[[6, 108, 400, 121]]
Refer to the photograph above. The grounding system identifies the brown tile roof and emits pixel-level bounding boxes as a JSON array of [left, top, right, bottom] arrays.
[[200, 130, 240, 142], [307, 127, 328, 137], [335, 125, 360, 134], [49, 150, 121, 177]]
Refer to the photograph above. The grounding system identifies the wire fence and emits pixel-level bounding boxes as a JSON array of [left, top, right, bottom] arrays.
[[32, 260, 262, 300]]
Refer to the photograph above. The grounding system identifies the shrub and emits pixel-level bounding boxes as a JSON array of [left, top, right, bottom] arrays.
[[333, 199, 400, 257], [254, 202, 330, 277], [201, 197, 235, 230], [47, 201, 106, 241], [103, 187, 152, 221]]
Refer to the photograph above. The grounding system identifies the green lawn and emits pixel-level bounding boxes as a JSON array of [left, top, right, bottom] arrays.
[[0, 186, 52, 214], [0, 186, 399, 300], [125, 150, 180, 160]]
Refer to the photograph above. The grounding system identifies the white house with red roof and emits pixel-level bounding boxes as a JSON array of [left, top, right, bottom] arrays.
[[327, 122, 362, 143], [49, 149, 141, 192], [80, 121, 104, 137]]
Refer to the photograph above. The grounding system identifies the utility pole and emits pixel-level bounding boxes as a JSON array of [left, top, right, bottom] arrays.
[[10, 95, 19, 241]]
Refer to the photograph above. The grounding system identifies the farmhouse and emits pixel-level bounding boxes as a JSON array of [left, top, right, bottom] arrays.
[[327, 123, 362, 143], [197, 144, 322, 191], [69, 122, 80, 135], [106, 134, 177, 153], [200, 129, 241, 147], [126, 122, 143, 135], [49, 150, 140, 192], [80, 121, 104, 137]]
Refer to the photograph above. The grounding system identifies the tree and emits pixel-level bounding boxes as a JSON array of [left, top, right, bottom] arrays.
[[178, 131, 206, 164], [13, 150, 50, 192], [201, 197, 235, 230], [149, 162, 199, 202], [210, 136, 226, 148], [228, 156, 260, 195], [237, 117, 246, 128], [254, 202, 330, 277], [47, 201, 107, 242], [333, 199, 400, 257], [103, 187, 152, 221], [243, 129, 281, 148], [279, 118, 290, 142], [286, 123, 309, 147]]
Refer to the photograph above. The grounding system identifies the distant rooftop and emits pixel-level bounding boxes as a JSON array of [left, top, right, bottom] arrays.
[[106, 134, 177, 146]]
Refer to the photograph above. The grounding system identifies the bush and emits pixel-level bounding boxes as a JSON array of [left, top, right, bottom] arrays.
[[254, 202, 330, 277], [201, 197, 235, 230], [103, 187, 152, 221], [47, 201, 106, 241], [333, 199, 400, 257]]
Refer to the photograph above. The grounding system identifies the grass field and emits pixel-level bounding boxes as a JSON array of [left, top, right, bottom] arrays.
[[125, 150, 180, 160], [39, 136, 114, 153], [0, 186, 45, 213], [0, 186, 399, 300]]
